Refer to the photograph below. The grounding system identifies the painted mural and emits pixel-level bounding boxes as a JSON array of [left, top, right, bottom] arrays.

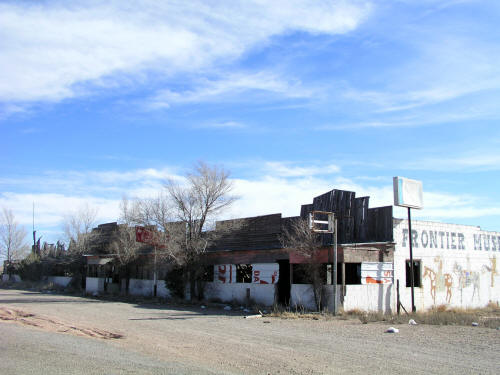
[[422, 257, 453, 304], [395, 220, 500, 309]]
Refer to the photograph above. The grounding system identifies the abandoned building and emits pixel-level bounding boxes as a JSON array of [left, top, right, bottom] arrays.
[[81, 189, 500, 313]]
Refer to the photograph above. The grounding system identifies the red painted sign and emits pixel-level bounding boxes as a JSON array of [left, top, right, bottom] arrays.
[[135, 226, 166, 248]]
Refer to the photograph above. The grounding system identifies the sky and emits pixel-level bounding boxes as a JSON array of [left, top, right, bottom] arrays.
[[1, 0, 500, 247]]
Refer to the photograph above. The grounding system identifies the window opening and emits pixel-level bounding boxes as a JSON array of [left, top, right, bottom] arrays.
[[236, 264, 252, 283], [344, 263, 361, 285], [406, 260, 421, 287]]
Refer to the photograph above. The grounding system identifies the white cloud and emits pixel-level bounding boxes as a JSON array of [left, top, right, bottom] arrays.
[[0, 0, 370, 105], [3, 162, 499, 242], [197, 121, 246, 129], [147, 72, 318, 109], [404, 154, 500, 172], [263, 161, 340, 177]]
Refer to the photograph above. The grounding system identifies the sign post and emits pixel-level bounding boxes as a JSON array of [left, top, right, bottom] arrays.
[[309, 211, 337, 314], [136, 226, 165, 297], [393, 177, 423, 313]]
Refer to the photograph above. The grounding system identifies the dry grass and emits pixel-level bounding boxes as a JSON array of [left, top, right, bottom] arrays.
[[266, 304, 334, 320], [343, 302, 500, 329], [266, 303, 500, 328]]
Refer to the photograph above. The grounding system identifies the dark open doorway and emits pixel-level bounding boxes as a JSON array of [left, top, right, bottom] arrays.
[[277, 260, 290, 306]]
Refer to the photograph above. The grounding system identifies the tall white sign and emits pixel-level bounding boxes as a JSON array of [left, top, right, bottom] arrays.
[[393, 176, 423, 209]]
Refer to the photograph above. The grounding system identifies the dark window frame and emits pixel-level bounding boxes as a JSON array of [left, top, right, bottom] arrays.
[[406, 259, 421, 288]]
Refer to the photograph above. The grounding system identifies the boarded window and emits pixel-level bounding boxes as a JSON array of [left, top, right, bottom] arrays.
[[406, 260, 421, 287], [236, 264, 252, 283]]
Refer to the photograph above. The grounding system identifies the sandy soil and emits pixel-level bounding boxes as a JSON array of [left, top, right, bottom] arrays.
[[1, 288, 499, 374]]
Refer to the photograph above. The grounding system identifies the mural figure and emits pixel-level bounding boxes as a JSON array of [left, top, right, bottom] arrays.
[[453, 263, 481, 303], [444, 274, 453, 304], [423, 264, 453, 304], [481, 256, 497, 288], [423, 266, 437, 304]]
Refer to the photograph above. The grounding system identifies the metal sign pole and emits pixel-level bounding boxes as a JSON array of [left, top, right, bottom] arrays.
[[408, 207, 416, 313]]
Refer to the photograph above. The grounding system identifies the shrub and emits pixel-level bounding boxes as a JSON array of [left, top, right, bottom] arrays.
[[18, 253, 43, 281], [165, 266, 186, 299]]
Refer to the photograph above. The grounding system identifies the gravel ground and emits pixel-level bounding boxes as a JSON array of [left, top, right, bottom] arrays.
[[1, 289, 499, 374]]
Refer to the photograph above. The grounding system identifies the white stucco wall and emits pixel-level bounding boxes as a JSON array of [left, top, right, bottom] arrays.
[[86, 277, 104, 294], [393, 219, 500, 310], [343, 284, 394, 313], [127, 278, 171, 298], [48, 276, 72, 287], [2, 274, 21, 282], [290, 284, 342, 311], [204, 282, 276, 306]]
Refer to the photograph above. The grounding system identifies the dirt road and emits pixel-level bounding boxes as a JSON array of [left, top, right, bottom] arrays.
[[1, 289, 499, 374]]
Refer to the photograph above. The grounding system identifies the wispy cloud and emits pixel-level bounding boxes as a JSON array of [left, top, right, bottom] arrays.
[[146, 72, 318, 109], [263, 161, 340, 177], [404, 153, 500, 172], [197, 121, 247, 129], [0, 1, 370, 107]]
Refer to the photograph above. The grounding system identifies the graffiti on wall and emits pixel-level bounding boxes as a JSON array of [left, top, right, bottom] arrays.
[[361, 262, 393, 284]]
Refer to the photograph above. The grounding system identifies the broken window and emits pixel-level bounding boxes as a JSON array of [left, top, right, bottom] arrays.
[[236, 264, 252, 283], [201, 265, 214, 282], [406, 260, 421, 287], [292, 264, 327, 284], [344, 263, 361, 285]]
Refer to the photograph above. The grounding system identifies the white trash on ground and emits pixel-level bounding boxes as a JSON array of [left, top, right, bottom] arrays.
[[408, 319, 417, 325], [472, 322, 479, 327], [386, 327, 399, 333], [244, 314, 262, 319]]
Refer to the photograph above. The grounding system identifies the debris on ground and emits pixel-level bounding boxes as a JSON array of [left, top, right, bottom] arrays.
[[472, 322, 479, 327], [386, 327, 399, 333], [244, 314, 262, 319], [408, 319, 417, 325]]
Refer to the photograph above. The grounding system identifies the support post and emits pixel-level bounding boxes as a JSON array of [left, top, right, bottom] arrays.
[[408, 208, 416, 313], [153, 245, 158, 297], [332, 218, 338, 315], [397, 279, 400, 315], [341, 262, 346, 297]]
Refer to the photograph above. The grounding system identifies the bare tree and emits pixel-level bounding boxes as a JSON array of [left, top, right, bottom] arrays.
[[63, 204, 99, 254], [281, 217, 326, 311], [166, 161, 237, 299], [0, 207, 30, 265], [123, 162, 238, 300]]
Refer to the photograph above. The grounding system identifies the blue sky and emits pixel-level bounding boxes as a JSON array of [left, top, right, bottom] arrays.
[[1, 0, 500, 245]]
